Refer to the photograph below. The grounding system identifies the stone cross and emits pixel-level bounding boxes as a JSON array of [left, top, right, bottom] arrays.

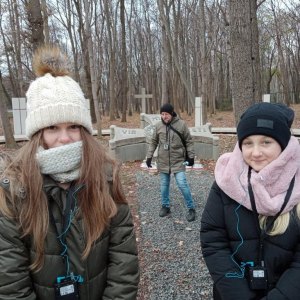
[[263, 94, 270, 103], [134, 88, 153, 113], [195, 97, 203, 127]]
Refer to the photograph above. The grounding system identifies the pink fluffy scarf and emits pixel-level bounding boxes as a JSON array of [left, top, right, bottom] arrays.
[[215, 136, 300, 216]]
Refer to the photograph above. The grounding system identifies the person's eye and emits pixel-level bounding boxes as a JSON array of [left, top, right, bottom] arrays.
[[263, 140, 271, 145], [70, 125, 81, 130], [243, 141, 251, 146], [47, 126, 57, 130]]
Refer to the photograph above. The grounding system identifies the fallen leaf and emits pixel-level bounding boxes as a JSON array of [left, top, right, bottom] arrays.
[[174, 220, 184, 224]]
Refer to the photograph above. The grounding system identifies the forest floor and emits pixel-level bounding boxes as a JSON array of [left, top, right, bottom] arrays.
[[1, 105, 300, 299]]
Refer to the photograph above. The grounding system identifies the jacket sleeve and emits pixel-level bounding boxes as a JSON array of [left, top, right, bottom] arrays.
[[200, 182, 257, 300], [183, 123, 194, 159], [0, 188, 36, 299], [102, 204, 139, 300], [261, 242, 300, 300], [146, 125, 158, 158]]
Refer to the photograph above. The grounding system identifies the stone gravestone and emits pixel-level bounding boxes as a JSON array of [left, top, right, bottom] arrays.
[[189, 123, 219, 160], [140, 113, 161, 129], [11, 98, 91, 135], [12, 98, 27, 135], [109, 125, 147, 161], [134, 88, 153, 113], [263, 94, 270, 103], [195, 97, 203, 127]]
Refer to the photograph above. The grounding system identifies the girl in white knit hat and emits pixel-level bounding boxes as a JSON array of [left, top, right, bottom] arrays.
[[0, 46, 139, 299]]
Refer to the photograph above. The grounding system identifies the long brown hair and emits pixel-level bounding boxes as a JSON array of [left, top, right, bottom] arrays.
[[0, 127, 127, 271]]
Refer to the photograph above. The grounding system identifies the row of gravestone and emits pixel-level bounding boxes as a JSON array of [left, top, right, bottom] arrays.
[[9, 98, 219, 161], [109, 113, 219, 161]]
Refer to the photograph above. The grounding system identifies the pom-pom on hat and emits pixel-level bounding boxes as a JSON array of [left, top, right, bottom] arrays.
[[160, 103, 175, 116], [25, 45, 93, 138], [237, 102, 294, 150]]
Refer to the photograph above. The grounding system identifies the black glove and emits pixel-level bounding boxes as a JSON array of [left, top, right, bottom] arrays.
[[187, 157, 194, 166], [146, 157, 152, 168]]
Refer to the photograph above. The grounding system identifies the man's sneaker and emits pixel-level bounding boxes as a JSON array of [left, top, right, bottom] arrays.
[[159, 206, 170, 217], [187, 209, 196, 222]]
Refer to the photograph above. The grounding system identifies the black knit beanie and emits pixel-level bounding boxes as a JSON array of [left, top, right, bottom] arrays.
[[237, 102, 294, 150], [160, 103, 174, 116]]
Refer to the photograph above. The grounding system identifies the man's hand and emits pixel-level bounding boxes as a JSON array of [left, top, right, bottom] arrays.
[[146, 157, 152, 168], [187, 157, 194, 166]]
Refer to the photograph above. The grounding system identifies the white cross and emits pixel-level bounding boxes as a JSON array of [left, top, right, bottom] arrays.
[[134, 88, 153, 113]]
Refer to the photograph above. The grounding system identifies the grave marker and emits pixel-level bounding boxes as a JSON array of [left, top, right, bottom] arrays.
[[195, 97, 202, 127], [11, 98, 90, 135], [134, 88, 153, 113], [263, 94, 270, 103]]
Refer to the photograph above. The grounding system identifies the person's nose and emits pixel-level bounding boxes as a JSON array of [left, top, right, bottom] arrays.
[[58, 129, 71, 144], [252, 145, 262, 156]]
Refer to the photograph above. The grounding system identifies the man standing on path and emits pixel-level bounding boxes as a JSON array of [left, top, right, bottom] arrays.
[[146, 103, 196, 222]]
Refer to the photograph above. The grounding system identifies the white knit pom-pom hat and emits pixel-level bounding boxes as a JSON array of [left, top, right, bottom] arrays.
[[25, 46, 93, 138]]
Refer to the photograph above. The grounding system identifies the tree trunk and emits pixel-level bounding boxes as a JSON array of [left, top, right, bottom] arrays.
[[83, 0, 102, 138], [161, 24, 168, 106], [120, 0, 127, 122], [12, 0, 24, 96], [199, 0, 208, 124], [158, 0, 195, 109], [229, 0, 261, 124], [40, 0, 50, 45], [0, 72, 18, 149], [104, 1, 116, 121], [25, 0, 45, 51], [271, 0, 290, 105]]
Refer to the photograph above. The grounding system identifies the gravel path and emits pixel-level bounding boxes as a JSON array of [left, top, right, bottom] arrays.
[[136, 169, 215, 300]]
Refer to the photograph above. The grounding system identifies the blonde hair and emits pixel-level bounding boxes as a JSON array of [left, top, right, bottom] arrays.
[[0, 127, 127, 271], [259, 202, 300, 235]]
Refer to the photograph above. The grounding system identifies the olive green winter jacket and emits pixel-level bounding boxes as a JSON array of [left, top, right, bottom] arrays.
[[0, 175, 139, 300], [147, 114, 194, 174]]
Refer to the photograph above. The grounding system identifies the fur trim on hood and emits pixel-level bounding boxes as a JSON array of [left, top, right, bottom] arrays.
[[215, 136, 300, 216]]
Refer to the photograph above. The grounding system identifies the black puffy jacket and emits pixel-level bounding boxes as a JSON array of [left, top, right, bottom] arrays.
[[200, 181, 300, 300]]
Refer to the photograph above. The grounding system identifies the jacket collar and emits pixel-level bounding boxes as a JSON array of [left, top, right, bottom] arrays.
[[215, 136, 300, 216]]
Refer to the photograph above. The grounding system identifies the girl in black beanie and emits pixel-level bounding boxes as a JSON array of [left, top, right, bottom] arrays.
[[201, 102, 300, 300]]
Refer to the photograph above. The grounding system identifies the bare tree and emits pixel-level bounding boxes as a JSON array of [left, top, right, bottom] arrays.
[[199, 0, 209, 123], [103, 1, 118, 121], [120, 0, 127, 122], [158, 0, 195, 109], [0, 71, 18, 149], [24, 0, 45, 51], [83, 0, 102, 138], [228, 0, 262, 124], [40, 0, 49, 45]]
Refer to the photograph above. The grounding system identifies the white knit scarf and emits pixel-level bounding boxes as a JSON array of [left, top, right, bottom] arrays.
[[36, 141, 82, 183]]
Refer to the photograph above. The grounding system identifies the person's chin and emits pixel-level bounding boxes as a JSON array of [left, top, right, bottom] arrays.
[[251, 162, 267, 172]]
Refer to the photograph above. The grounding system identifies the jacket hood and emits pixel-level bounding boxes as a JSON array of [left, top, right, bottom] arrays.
[[215, 136, 300, 216]]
